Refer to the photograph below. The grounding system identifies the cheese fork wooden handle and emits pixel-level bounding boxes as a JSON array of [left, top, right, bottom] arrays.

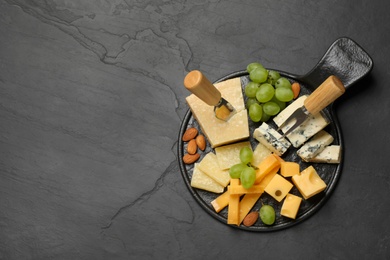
[[184, 70, 221, 106], [304, 75, 346, 115]]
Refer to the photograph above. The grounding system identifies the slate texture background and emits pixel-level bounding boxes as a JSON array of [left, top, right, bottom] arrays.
[[0, 1, 389, 259]]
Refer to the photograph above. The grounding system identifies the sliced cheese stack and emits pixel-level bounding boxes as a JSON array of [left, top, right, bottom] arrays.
[[297, 130, 334, 161], [185, 77, 249, 148]]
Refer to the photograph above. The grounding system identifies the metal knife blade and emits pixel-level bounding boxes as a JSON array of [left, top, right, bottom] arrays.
[[184, 70, 236, 121], [277, 75, 345, 137]]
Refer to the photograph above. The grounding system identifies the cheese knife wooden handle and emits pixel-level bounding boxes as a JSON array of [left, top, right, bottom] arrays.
[[184, 70, 221, 106], [304, 75, 345, 115]]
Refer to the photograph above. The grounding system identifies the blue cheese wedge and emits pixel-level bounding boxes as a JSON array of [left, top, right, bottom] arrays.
[[306, 145, 341, 164], [191, 163, 224, 193], [186, 77, 249, 148], [297, 130, 334, 161], [273, 95, 330, 148], [215, 141, 252, 170], [253, 122, 291, 156]]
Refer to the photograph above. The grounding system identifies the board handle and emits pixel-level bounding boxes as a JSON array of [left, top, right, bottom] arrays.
[[298, 37, 373, 89], [305, 75, 345, 115]]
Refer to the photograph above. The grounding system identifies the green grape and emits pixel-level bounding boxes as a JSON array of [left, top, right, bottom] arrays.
[[275, 87, 294, 102], [267, 70, 281, 85], [263, 101, 280, 116], [259, 204, 275, 225], [239, 146, 253, 164], [260, 111, 271, 122], [249, 67, 268, 83], [246, 62, 264, 73], [275, 77, 292, 89], [240, 166, 256, 189], [244, 82, 260, 98], [246, 97, 259, 109], [249, 103, 263, 122], [255, 83, 275, 103], [229, 163, 247, 179], [271, 96, 286, 110]]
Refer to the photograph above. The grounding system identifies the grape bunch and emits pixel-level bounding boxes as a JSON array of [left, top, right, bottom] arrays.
[[245, 62, 295, 123], [229, 147, 256, 189]]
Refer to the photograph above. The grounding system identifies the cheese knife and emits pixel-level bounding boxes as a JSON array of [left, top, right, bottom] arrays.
[[184, 70, 236, 121], [277, 75, 345, 137]]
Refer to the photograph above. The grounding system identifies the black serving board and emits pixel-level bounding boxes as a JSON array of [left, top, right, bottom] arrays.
[[178, 38, 373, 231]]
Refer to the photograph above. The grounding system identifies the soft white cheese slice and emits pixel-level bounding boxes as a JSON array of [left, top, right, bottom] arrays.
[[273, 95, 330, 148], [186, 77, 249, 148], [297, 130, 334, 161], [191, 163, 224, 193], [253, 122, 291, 156], [252, 142, 272, 168], [306, 145, 341, 164], [197, 152, 231, 187], [215, 141, 252, 170]]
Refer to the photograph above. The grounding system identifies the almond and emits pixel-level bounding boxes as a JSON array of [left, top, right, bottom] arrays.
[[187, 139, 198, 155], [182, 127, 198, 142], [291, 82, 301, 99], [182, 153, 200, 164], [195, 134, 206, 151], [243, 211, 259, 227]]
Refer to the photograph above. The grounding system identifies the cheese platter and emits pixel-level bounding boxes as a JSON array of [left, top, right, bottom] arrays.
[[178, 37, 373, 231]]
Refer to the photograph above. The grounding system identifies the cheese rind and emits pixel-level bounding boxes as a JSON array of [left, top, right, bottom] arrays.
[[273, 95, 330, 148], [307, 145, 341, 164], [264, 174, 293, 202], [191, 163, 224, 193], [297, 130, 334, 161], [292, 166, 327, 199], [215, 141, 252, 170], [198, 152, 231, 187], [186, 77, 249, 148], [281, 193, 302, 219], [253, 122, 291, 156], [211, 190, 230, 213]]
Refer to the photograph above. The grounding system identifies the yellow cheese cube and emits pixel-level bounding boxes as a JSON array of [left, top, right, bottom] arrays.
[[227, 179, 240, 225], [211, 190, 230, 213], [215, 141, 252, 170], [255, 154, 281, 184], [198, 152, 230, 187], [238, 193, 262, 225], [191, 163, 224, 193], [292, 166, 327, 199], [280, 162, 300, 177], [264, 174, 293, 202], [186, 77, 249, 148], [281, 193, 302, 219]]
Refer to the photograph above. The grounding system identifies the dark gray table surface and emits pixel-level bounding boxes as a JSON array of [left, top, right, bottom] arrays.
[[1, 1, 389, 259]]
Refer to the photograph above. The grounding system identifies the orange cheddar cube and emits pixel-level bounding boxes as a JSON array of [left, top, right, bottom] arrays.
[[264, 174, 293, 202], [281, 193, 302, 219], [280, 161, 300, 177]]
